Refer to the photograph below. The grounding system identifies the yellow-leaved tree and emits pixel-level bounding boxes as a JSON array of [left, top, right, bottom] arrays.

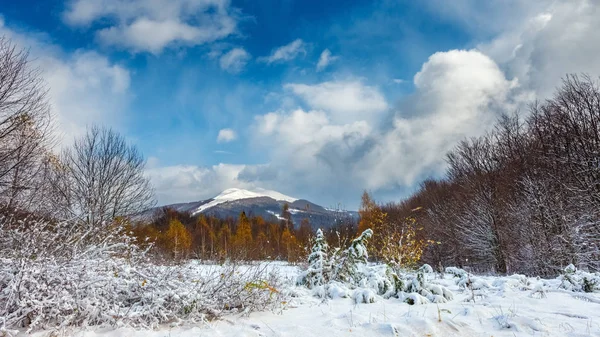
[[281, 226, 300, 262], [381, 211, 438, 269], [358, 191, 387, 260], [358, 191, 437, 268], [165, 218, 192, 261], [234, 211, 253, 259]]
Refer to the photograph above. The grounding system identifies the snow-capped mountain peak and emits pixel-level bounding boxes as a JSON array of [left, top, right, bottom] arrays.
[[192, 188, 297, 215]]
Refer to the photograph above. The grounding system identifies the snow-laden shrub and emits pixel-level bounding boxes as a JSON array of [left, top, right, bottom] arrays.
[[356, 264, 398, 298], [0, 213, 287, 332], [1, 258, 285, 331], [445, 266, 468, 279], [352, 288, 377, 304], [398, 292, 429, 305], [558, 264, 600, 293], [297, 229, 330, 288], [530, 282, 547, 299], [445, 266, 490, 290], [399, 264, 453, 304], [332, 229, 373, 284], [492, 274, 531, 291], [298, 229, 454, 306], [326, 281, 351, 299]]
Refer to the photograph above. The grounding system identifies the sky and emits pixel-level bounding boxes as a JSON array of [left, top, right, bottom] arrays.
[[1, 0, 600, 209]]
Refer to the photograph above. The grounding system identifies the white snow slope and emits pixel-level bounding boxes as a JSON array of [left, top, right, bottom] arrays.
[[191, 188, 298, 215], [23, 263, 600, 337]]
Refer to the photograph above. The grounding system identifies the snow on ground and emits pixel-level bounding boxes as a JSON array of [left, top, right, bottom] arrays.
[[192, 188, 297, 215], [25, 263, 600, 337]]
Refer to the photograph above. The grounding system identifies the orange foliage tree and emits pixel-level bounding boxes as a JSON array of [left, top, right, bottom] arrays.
[[165, 218, 192, 260], [234, 211, 253, 259]]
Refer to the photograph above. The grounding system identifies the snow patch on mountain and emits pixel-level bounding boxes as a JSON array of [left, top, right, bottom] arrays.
[[192, 188, 297, 215]]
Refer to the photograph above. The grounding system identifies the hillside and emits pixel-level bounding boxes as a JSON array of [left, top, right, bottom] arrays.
[[137, 188, 358, 229]]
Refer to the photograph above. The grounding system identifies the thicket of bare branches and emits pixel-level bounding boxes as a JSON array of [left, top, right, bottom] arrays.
[[391, 75, 600, 276], [0, 36, 53, 212], [53, 126, 156, 226]]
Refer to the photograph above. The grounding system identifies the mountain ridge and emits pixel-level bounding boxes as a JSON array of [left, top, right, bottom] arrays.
[[136, 188, 358, 229]]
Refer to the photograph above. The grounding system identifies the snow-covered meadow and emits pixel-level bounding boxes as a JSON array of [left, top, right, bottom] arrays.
[[9, 261, 600, 337]]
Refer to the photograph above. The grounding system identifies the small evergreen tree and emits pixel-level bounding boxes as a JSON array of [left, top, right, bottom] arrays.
[[299, 228, 330, 288], [333, 229, 373, 284]]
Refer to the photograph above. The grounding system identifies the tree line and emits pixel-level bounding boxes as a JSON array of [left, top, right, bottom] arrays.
[[373, 75, 600, 276], [130, 206, 357, 263]]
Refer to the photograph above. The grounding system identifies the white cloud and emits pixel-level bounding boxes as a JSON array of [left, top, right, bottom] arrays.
[[392, 79, 405, 84], [0, 20, 131, 146], [246, 50, 516, 204], [219, 47, 251, 74], [254, 109, 372, 179], [146, 163, 254, 204], [422, 0, 552, 36], [316, 49, 338, 71], [259, 39, 306, 64], [217, 128, 237, 143], [478, 0, 600, 99], [63, 0, 239, 54], [359, 50, 517, 188], [284, 80, 388, 123]]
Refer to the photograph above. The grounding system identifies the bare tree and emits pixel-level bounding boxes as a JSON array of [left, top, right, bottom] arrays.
[[0, 36, 53, 211], [54, 126, 155, 226]]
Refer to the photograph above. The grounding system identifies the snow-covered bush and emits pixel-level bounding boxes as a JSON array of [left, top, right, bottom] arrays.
[[332, 229, 373, 284], [493, 274, 531, 291], [398, 264, 453, 304], [558, 264, 600, 293], [0, 213, 286, 332], [356, 264, 398, 298], [297, 229, 455, 306], [352, 288, 377, 304], [398, 292, 430, 305], [296, 229, 454, 306], [297, 229, 330, 288], [1, 257, 285, 332], [445, 266, 490, 290], [530, 282, 547, 298]]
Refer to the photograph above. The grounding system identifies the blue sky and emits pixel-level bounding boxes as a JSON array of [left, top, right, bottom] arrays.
[[1, 0, 599, 209]]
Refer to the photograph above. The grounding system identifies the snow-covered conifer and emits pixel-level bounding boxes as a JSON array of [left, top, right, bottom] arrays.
[[298, 228, 330, 288], [559, 264, 600, 293], [333, 229, 373, 284]]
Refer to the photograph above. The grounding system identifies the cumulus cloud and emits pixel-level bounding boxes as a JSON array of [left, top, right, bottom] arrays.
[[253, 108, 374, 187], [217, 128, 237, 143], [284, 80, 388, 124], [259, 39, 306, 64], [246, 50, 516, 205], [219, 47, 251, 74], [0, 19, 131, 146], [316, 49, 338, 71], [63, 0, 239, 53], [358, 50, 517, 188], [478, 0, 600, 98]]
